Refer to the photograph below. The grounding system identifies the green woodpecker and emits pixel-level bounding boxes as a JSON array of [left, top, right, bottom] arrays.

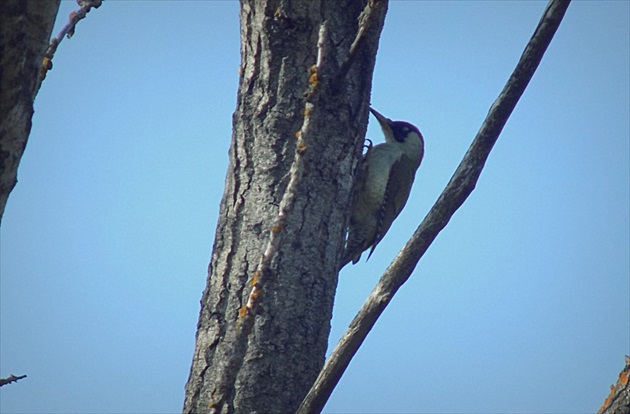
[[340, 108, 424, 269]]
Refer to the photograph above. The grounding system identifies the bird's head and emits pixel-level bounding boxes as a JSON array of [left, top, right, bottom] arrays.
[[370, 107, 424, 163]]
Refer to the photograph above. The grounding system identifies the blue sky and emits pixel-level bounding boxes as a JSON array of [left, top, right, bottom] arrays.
[[1, 1, 628, 413]]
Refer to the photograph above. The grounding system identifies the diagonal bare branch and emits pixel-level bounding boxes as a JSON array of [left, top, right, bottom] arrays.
[[297, 1, 571, 412], [334, 0, 385, 88], [41, 0, 103, 79]]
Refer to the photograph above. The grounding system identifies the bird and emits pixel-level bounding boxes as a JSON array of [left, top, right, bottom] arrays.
[[340, 107, 424, 269]]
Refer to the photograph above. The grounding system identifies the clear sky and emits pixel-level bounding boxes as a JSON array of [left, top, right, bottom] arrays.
[[1, 1, 628, 413]]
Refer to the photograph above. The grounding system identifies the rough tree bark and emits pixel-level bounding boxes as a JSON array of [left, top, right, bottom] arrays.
[[598, 356, 630, 414], [0, 0, 61, 225], [183, 1, 387, 413]]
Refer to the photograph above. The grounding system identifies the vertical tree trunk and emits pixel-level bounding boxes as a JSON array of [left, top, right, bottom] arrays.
[[184, 1, 387, 412], [0, 0, 60, 224]]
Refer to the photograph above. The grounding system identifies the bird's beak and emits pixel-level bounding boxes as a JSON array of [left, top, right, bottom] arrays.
[[370, 107, 395, 141], [369, 107, 390, 129]]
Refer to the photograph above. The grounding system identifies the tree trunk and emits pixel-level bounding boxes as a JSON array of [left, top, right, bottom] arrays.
[[183, 1, 387, 412], [598, 356, 630, 414], [0, 0, 60, 224]]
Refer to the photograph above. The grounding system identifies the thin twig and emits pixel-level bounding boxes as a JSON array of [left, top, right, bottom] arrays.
[[334, 0, 383, 88], [0, 374, 27, 387], [240, 21, 329, 320], [297, 1, 571, 412], [41, 0, 103, 78]]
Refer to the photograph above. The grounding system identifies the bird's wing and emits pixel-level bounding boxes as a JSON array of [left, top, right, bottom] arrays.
[[367, 154, 416, 260]]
